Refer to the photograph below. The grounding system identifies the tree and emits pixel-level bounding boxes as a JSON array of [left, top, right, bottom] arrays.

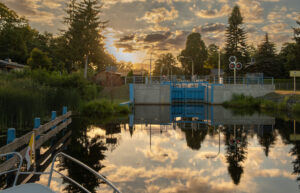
[[251, 33, 282, 77], [205, 44, 219, 69], [153, 53, 177, 76], [279, 43, 297, 77], [224, 5, 249, 75], [27, 48, 52, 70], [178, 33, 208, 76], [64, 0, 108, 73], [293, 21, 300, 70]]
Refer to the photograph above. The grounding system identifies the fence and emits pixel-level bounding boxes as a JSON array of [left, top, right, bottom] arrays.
[[124, 75, 274, 85], [0, 106, 72, 174]]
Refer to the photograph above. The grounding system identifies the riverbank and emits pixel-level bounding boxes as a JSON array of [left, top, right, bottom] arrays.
[[223, 93, 300, 115]]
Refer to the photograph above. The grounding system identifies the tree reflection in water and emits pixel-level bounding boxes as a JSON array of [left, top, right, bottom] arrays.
[[257, 125, 277, 157], [224, 125, 248, 185], [57, 117, 108, 193]]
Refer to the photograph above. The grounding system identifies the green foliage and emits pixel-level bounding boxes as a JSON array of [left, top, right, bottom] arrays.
[[224, 5, 249, 75], [153, 53, 177, 76], [292, 103, 300, 114], [223, 94, 261, 108], [80, 99, 129, 118], [27, 48, 52, 70], [250, 33, 282, 78], [205, 44, 219, 69], [64, 0, 112, 72], [178, 32, 208, 75], [279, 43, 298, 77]]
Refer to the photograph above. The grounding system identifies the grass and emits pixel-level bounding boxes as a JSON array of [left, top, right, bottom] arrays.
[[223, 93, 300, 114], [80, 99, 129, 118]]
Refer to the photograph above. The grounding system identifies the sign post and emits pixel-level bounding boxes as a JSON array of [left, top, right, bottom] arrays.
[[290, 71, 300, 93], [229, 56, 242, 84]]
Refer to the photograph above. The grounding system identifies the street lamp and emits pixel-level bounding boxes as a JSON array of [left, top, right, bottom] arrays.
[[178, 56, 194, 81]]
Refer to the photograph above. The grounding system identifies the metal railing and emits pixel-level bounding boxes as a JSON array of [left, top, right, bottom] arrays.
[[0, 152, 121, 193], [124, 75, 274, 85]]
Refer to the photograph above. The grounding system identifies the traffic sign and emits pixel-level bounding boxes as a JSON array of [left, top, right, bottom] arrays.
[[236, 62, 242, 70], [229, 62, 235, 70], [229, 56, 237, 63], [290, 71, 300, 77]]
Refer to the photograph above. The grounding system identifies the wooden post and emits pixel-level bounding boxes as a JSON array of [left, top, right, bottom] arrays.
[[51, 111, 56, 130], [34, 117, 40, 161], [34, 118, 40, 140], [6, 128, 15, 160]]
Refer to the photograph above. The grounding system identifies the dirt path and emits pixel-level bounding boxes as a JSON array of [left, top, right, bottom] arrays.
[[275, 90, 300, 95]]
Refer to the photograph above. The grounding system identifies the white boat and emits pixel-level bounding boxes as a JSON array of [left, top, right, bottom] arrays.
[[0, 152, 121, 193]]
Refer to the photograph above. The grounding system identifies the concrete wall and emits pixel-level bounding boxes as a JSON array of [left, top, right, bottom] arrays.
[[209, 84, 275, 104], [134, 84, 170, 105]]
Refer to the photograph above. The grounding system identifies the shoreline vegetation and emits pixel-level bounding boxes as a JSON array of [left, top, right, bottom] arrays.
[[223, 93, 300, 118], [0, 69, 130, 130]]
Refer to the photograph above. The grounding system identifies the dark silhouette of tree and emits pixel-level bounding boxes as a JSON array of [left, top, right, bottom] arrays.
[[249, 33, 282, 77], [58, 117, 108, 193], [257, 126, 277, 157], [153, 53, 177, 76], [224, 5, 249, 75], [205, 44, 219, 69], [293, 21, 300, 70], [223, 126, 247, 185], [178, 33, 208, 76]]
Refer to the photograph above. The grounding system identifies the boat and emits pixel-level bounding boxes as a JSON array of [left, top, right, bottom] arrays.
[[0, 152, 121, 193]]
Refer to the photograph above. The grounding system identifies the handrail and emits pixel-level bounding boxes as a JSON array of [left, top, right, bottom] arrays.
[[0, 152, 23, 186], [48, 152, 121, 193]]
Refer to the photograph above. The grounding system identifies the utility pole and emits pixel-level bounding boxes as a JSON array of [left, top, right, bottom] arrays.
[[84, 55, 88, 78], [218, 50, 221, 83]]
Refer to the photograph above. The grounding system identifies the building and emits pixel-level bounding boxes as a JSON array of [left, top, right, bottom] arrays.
[[0, 59, 25, 72]]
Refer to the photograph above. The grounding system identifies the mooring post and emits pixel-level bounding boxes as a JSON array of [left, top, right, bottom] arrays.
[[51, 111, 56, 130], [62, 106, 67, 122], [34, 118, 40, 140], [34, 117, 41, 160], [6, 128, 15, 159]]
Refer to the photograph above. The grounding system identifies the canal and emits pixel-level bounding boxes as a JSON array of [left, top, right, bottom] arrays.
[[2, 104, 300, 193]]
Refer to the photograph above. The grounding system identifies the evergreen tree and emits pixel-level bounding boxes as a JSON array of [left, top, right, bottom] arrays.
[[178, 33, 208, 76], [253, 33, 282, 77], [27, 48, 52, 70], [293, 21, 300, 70], [224, 5, 249, 75], [64, 0, 108, 72], [279, 43, 297, 77]]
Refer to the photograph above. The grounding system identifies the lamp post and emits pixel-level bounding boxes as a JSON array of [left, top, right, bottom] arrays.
[[179, 56, 194, 81]]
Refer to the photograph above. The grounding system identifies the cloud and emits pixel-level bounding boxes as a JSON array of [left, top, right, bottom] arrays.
[[262, 23, 289, 33], [114, 43, 137, 52], [237, 0, 264, 23], [287, 12, 300, 22], [193, 23, 227, 33], [137, 6, 179, 24], [119, 34, 135, 42], [3, 0, 56, 25], [143, 32, 171, 42], [193, 4, 231, 19]]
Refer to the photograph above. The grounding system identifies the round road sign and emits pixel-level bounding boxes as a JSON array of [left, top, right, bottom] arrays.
[[229, 56, 237, 63], [229, 62, 235, 70], [236, 62, 242, 70]]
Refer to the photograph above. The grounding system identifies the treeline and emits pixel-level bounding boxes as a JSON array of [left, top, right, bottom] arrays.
[[153, 6, 300, 79], [0, 0, 116, 73]]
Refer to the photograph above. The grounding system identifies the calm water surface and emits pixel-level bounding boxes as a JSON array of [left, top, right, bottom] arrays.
[[36, 105, 300, 193]]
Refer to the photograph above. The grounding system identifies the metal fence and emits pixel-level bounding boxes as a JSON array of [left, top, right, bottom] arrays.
[[124, 75, 275, 85]]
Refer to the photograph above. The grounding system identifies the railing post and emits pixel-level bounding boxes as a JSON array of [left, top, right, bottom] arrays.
[[6, 128, 16, 160], [51, 111, 56, 130], [34, 118, 41, 140], [63, 106, 67, 123]]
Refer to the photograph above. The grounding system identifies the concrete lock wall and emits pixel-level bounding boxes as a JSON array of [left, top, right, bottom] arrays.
[[134, 84, 171, 105], [210, 84, 275, 104]]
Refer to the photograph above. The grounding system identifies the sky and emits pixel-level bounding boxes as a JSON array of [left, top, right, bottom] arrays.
[[1, 0, 300, 66]]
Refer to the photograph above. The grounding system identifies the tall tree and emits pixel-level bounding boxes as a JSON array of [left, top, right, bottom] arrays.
[[293, 21, 300, 70], [153, 53, 177, 76], [224, 5, 249, 75], [279, 43, 297, 77], [252, 33, 282, 77], [27, 48, 52, 70], [64, 0, 108, 73], [178, 33, 208, 76]]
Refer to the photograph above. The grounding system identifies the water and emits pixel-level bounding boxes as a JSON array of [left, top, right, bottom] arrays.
[[36, 104, 300, 193], [2, 104, 300, 193]]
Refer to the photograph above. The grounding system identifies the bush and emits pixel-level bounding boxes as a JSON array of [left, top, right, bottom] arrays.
[[292, 103, 300, 114]]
